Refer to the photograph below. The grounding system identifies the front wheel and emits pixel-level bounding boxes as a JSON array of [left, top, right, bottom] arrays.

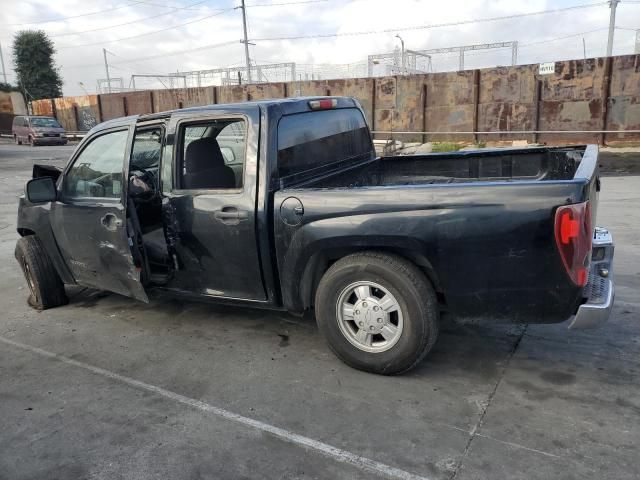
[[15, 236, 68, 310], [315, 252, 439, 375]]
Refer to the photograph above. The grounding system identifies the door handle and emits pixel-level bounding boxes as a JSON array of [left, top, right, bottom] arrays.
[[213, 207, 249, 224], [101, 213, 123, 231]]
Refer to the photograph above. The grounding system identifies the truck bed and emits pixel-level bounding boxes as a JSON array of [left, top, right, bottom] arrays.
[[274, 145, 600, 321], [298, 146, 585, 188]]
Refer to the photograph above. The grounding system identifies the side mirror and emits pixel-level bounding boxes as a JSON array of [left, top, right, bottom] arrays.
[[25, 177, 57, 203]]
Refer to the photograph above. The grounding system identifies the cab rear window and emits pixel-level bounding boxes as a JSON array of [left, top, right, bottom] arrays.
[[277, 108, 373, 178]]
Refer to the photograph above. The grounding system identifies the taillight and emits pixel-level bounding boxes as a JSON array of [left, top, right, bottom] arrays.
[[308, 99, 337, 110], [554, 201, 592, 286]]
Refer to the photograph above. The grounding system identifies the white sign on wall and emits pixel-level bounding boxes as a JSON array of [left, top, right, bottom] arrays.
[[538, 62, 556, 75]]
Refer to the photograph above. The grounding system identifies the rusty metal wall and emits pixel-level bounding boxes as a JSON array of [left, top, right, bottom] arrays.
[[152, 87, 215, 112], [0, 92, 27, 115], [217, 85, 248, 104], [100, 91, 154, 121], [75, 95, 100, 131], [34, 54, 640, 143], [477, 65, 536, 142], [53, 97, 78, 131], [31, 99, 54, 117], [324, 78, 375, 127], [606, 55, 640, 144], [0, 92, 19, 132], [537, 58, 607, 144], [247, 82, 286, 101], [52, 96, 102, 131], [425, 71, 476, 142]]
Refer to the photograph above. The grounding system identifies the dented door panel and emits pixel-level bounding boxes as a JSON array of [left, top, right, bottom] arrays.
[[50, 117, 148, 302]]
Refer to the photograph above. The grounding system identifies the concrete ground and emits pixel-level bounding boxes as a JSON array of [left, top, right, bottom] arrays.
[[0, 143, 638, 480]]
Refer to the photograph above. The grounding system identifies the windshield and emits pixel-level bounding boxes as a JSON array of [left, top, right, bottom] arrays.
[[30, 117, 62, 128]]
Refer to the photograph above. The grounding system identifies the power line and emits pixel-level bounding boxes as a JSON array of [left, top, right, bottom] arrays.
[[120, 0, 209, 9], [250, 2, 607, 41], [3, 0, 330, 27], [131, 0, 328, 9], [1, 0, 157, 27], [57, 8, 237, 48], [519, 28, 610, 48], [248, 0, 329, 6], [49, 0, 213, 38], [62, 40, 240, 69]]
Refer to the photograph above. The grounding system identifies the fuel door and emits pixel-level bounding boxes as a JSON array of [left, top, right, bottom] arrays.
[[280, 196, 304, 226]]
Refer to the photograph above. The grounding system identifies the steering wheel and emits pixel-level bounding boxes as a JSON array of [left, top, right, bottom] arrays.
[[129, 165, 156, 202]]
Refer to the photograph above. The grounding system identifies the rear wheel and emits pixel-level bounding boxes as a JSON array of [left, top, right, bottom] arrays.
[[315, 252, 439, 375], [15, 236, 68, 310]]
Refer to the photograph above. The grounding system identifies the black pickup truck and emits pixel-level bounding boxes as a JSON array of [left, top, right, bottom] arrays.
[[16, 97, 614, 374]]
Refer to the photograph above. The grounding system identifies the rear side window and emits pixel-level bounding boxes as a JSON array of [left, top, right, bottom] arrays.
[[277, 108, 373, 178], [177, 118, 246, 190]]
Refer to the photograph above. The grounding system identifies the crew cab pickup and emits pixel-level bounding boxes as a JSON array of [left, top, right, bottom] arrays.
[[16, 97, 614, 374]]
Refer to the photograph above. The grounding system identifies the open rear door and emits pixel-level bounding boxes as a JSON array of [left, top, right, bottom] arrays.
[[50, 116, 148, 302]]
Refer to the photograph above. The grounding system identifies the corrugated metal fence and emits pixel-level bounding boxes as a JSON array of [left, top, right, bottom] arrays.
[[30, 54, 640, 145]]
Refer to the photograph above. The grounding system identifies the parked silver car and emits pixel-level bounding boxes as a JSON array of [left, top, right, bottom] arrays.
[[12, 115, 68, 146]]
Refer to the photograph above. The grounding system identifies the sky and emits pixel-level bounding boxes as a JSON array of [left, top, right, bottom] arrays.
[[1, 0, 639, 96]]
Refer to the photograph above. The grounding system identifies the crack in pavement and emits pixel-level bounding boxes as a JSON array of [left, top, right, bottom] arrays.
[[448, 324, 528, 480]]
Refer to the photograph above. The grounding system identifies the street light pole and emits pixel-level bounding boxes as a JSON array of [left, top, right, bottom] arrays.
[[606, 0, 619, 57], [395, 34, 405, 74]]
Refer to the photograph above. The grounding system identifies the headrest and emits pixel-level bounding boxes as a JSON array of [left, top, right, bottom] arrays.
[[185, 137, 225, 173]]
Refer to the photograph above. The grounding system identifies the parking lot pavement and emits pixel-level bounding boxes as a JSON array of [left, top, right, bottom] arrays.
[[0, 142, 638, 480]]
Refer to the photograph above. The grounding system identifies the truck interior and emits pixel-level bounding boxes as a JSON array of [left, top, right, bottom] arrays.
[[126, 119, 247, 286], [126, 126, 170, 285]]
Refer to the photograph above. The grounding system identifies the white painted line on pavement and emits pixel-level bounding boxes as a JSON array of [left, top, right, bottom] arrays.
[[0, 335, 430, 480]]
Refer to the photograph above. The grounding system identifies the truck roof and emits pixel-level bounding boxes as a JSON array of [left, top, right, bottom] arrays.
[[138, 96, 360, 122]]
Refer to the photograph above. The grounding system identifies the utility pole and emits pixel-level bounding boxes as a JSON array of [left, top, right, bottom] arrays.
[[606, 0, 619, 57], [103, 48, 112, 93], [240, 0, 252, 83], [0, 42, 7, 83], [395, 35, 405, 74], [635, 29, 640, 54]]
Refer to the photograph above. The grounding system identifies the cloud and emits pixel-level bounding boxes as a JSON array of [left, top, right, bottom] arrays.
[[0, 0, 638, 96]]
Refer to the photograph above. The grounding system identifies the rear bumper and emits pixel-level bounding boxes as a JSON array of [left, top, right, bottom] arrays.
[[569, 227, 615, 329]]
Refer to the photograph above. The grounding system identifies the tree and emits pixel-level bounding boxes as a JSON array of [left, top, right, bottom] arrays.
[[12, 30, 63, 100], [0, 82, 19, 92]]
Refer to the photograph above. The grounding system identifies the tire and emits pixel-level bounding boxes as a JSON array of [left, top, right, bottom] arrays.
[[15, 236, 68, 310], [15, 135, 22, 145], [315, 252, 439, 375]]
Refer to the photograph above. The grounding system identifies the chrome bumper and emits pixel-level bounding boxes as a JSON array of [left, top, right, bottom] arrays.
[[569, 227, 615, 329]]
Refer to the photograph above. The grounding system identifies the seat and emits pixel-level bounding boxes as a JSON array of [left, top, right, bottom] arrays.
[[183, 137, 236, 189], [143, 228, 169, 266]]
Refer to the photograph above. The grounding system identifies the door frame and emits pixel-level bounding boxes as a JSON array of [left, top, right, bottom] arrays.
[[158, 107, 270, 304]]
